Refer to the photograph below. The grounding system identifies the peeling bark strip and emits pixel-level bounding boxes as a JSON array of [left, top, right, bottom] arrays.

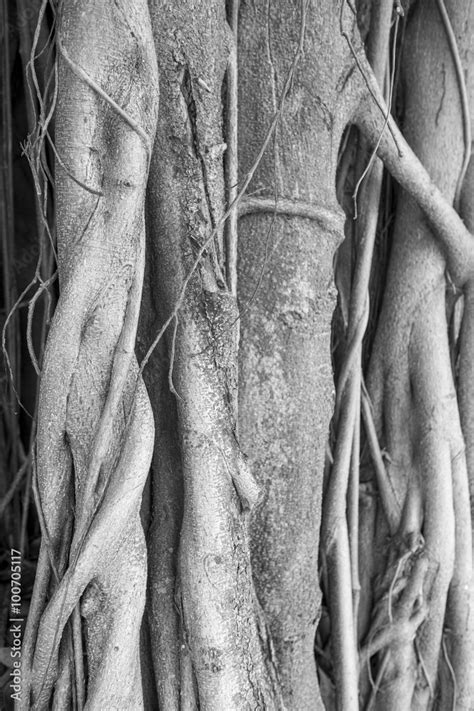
[[145, 2, 282, 708], [20, 1, 158, 708]]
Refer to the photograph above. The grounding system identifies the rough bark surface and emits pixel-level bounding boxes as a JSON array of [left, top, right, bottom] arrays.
[[10, 1, 474, 710], [144, 2, 282, 708], [361, 1, 474, 707], [20, 1, 158, 708], [237, 2, 361, 708]]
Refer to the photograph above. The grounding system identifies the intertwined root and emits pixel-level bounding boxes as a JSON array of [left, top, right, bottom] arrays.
[[20, 1, 159, 707]]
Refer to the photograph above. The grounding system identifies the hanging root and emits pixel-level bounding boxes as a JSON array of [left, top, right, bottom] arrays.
[[356, 2, 474, 707]]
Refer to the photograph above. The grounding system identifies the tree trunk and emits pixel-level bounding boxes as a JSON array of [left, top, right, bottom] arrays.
[[5, 1, 474, 709], [20, 2, 158, 707], [359, 1, 474, 707], [143, 2, 282, 707], [237, 2, 360, 708]]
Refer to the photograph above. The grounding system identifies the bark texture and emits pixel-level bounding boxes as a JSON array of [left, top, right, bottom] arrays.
[[143, 2, 282, 708], [360, 2, 474, 707], [13, 2, 474, 710], [237, 2, 361, 708], [20, 1, 158, 707]]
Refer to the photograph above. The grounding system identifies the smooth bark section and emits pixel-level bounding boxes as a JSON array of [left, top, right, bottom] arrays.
[[21, 1, 158, 708], [355, 78, 474, 287], [146, 2, 281, 707]]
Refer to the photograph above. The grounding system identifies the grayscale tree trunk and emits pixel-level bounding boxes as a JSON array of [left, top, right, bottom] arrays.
[[0, 1, 472, 709]]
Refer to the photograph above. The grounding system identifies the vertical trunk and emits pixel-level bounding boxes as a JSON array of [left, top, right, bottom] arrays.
[[21, 1, 158, 707], [237, 2, 360, 708], [145, 2, 282, 707], [14, 2, 474, 709], [360, 1, 474, 707]]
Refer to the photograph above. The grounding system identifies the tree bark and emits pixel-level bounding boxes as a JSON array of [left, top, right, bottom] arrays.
[[12, 2, 474, 709], [360, 1, 474, 707], [237, 2, 361, 708], [20, 1, 158, 707], [144, 2, 282, 707]]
